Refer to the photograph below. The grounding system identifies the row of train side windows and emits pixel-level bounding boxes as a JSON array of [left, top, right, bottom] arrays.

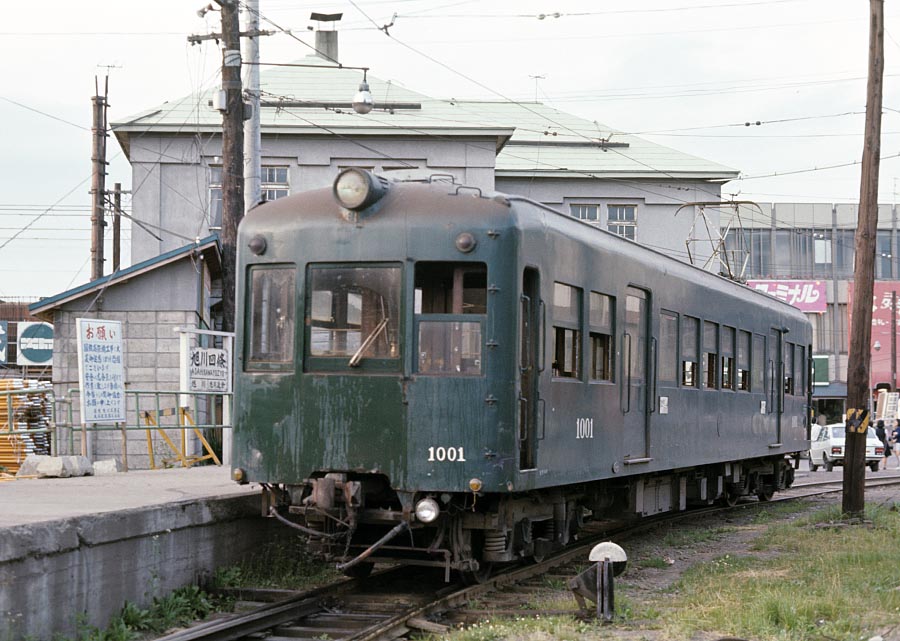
[[663, 311, 806, 395], [551, 282, 614, 382], [414, 262, 487, 376]]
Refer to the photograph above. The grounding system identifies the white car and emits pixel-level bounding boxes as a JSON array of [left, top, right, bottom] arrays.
[[808, 423, 884, 472]]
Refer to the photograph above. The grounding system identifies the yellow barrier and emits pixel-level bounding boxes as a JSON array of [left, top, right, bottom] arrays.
[[142, 407, 221, 469]]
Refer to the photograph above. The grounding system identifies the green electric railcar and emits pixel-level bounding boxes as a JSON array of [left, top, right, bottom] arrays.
[[233, 169, 812, 582]]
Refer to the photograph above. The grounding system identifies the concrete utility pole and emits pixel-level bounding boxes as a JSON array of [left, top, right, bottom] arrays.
[[112, 183, 122, 273], [219, 0, 245, 334], [844, 0, 884, 517], [243, 0, 261, 213], [90, 77, 109, 281]]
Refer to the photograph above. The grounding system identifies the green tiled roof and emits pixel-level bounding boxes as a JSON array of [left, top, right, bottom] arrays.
[[112, 55, 737, 180]]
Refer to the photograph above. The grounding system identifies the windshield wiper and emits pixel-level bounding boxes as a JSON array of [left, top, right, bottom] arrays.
[[348, 317, 389, 367]]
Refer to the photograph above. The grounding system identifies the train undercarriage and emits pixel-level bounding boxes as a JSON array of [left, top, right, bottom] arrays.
[[263, 456, 796, 582]]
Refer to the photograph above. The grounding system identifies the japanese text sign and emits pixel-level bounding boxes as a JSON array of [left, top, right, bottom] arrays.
[[188, 346, 232, 393], [746, 280, 826, 313], [76, 318, 125, 424]]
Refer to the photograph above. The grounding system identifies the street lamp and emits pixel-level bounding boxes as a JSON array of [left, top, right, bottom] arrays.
[[352, 71, 374, 114]]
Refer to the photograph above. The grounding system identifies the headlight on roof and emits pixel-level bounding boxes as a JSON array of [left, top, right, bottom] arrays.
[[333, 168, 389, 210]]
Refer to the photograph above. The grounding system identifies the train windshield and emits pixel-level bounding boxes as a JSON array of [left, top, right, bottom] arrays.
[[246, 266, 296, 370], [307, 265, 401, 365]]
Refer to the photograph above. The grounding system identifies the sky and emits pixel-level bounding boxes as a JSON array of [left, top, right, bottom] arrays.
[[1, 0, 898, 299]]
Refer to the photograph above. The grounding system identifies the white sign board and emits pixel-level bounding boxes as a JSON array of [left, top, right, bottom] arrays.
[[188, 345, 232, 393], [76, 318, 126, 424], [17, 321, 54, 366]]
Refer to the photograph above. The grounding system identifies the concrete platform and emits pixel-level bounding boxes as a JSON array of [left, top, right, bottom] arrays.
[[0, 467, 281, 641]]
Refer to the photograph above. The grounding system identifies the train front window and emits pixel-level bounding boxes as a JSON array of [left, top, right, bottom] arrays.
[[247, 266, 295, 369], [307, 265, 401, 367], [415, 262, 486, 375]]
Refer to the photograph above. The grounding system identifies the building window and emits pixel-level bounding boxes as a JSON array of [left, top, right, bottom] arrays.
[[813, 230, 832, 277], [876, 231, 893, 279], [210, 165, 290, 229], [570, 204, 600, 222], [552, 282, 581, 379], [589, 291, 614, 382], [261, 166, 290, 203], [607, 205, 636, 240], [209, 166, 223, 229]]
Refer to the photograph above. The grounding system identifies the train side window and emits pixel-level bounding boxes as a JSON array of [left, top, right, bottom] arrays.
[[659, 310, 678, 387], [681, 316, 699, 387], [247, 266, 295, 370], [737, 330, 751, 391], [752, 334, 765, 392], [589, 291, 614, 382], [552, 282, 581, 379], [795, 344, 805, 395], [784, 341, 795, 395], [703, 321, 719, 389], [721, 326, 735, 391], [415, 262, 486, 376]]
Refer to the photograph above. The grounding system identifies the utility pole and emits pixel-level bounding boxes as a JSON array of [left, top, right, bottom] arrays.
[[112, 183, 122, 273], [844, 0, 884, 517], [90, 76, 109, 281], [220, 0, 244, 334], [243, 0, 261, 213]]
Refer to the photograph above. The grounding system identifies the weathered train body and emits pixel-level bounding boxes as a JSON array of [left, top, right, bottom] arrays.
[[233, 169, 811, 580]]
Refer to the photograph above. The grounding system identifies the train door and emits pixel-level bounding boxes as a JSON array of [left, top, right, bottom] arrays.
[[769, 328, 784, 444], [622, 287, 650, 460], [519, 267, 541, 470]]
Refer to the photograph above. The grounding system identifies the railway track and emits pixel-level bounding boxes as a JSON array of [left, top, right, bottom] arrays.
[[154, 475, 900, 641]]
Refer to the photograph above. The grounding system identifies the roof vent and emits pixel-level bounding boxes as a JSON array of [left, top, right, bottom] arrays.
[[310, 12, 341, 62]]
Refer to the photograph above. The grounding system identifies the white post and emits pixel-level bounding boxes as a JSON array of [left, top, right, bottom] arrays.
[[243, 0, 261, 213]]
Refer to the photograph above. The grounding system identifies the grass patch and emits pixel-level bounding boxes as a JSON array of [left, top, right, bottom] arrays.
[[660, 502, 900, 640], [212, 536, 340, 590], [636, 556, 670, 569], [426, 616, 602, 641], [50, 586, 225, 641]]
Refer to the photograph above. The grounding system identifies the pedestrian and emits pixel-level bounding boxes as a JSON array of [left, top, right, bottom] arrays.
[[891, 419, 900, 470], [876, 419, 890, 470]]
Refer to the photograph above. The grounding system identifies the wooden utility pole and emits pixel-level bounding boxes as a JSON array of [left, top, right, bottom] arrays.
[[220, 0, 244, 334], [90, 77, 109, 281], [844, 0, 884, 517]]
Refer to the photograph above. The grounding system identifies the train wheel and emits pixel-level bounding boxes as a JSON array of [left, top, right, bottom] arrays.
[[722, 487, 739, 507], [756, 486, 775, 502], [460, 561, 493, 586], [343, 562, 374, 579]]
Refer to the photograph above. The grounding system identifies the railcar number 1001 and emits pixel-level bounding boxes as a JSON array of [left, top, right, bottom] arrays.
[[427, 446, 467, 462], [576, 418, 594, 439]]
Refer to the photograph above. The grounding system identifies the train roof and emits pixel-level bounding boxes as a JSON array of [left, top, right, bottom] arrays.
[[243, 177, 807, 324]]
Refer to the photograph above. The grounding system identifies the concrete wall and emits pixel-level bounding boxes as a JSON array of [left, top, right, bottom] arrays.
[[497, 176, 723, 268], [128, 134, 500, 263], [0, 495, 282, 641]]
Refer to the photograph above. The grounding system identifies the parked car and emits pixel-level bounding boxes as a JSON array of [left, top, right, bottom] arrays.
[[808, 423, 884, 472]]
